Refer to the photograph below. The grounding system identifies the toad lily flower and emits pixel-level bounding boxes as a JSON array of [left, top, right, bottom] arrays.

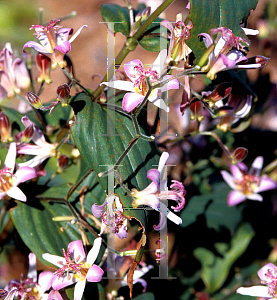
[[221, 156, 277, 206], [17, 116, 57, 168], [42, 238, 104, 300], [0, 43, 30, 100], [131, 152, 185, 230], [5, 253, 54, 300], [237, 263, 277, 299], [161, 13, 193, 65], [23, 19, 87, 69], [91, 194, 128, 239], [199, 27, 269, 80], [101, 49, 180, 113], [0, 143, 36, 202]]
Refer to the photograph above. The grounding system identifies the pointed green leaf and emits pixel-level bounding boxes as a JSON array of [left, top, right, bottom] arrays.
[[194, 223, 254, 293], [70, 93, 160, 232], [100, 4, 130, 36]]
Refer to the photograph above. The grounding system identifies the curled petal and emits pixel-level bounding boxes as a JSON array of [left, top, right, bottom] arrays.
[[68, 25, 88, 43], [91, 199, 107, 218], [54, 41, 71, 54], [168, 180, 186, 211], [23, 41, 52, 55], [56, 28, 74, 46]]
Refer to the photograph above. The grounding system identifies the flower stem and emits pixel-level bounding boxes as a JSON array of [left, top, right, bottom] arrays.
[[61, 68, 93, 97]]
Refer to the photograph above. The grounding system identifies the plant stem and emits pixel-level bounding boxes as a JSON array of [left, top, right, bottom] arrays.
[[98, 135, 139, 177]]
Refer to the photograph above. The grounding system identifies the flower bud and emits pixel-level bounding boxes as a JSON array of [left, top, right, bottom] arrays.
[[26, 92, 43, 109], [189, 99, 204, 122], [58, 154, 69, 170], [100, 93, 106, 103], [22, 124, 34, 143], [0, 112, 11, 142], [230, 147, 248, 164], [36, 53, 52, 84], [56, 83, 71, 107], [141, 7, 151, 21]]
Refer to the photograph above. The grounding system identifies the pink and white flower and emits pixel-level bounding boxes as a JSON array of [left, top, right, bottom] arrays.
[[221, 156, 277, 206], [17, 116, 57, 168], [101, 49, 180, 113], [91, 194, 128, 239], [0, 143, 36, 202], [199, 27, 269, 80], [23, 19, 87, 69], [131, 152, 185, 230], [0, 43, 30, 100], [5, 253, 54, 300], [42, 238, 104, 300], [237, 263, 277, 298]]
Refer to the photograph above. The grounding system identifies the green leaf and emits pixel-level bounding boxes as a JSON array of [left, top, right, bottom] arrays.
[[187, 0, 258, 63], [180, 182, 243, 233], [138, 18, 168, 52], [100, 4, 130, 36], [194, 223, 254, 293], [133, 292, 155, 300], [71, 92, 160, 232]]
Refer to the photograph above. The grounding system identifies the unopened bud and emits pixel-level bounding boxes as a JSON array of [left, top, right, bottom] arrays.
[[22, 124, 34, 143], [189, 99, 204, 122], [0, 112, 11, 142], [230, 147, 248, 164], [58, 154, 69, 170], [26, 92, 43, 109], [57, 84, 71, 107], [100, 93, 106, 103], [141, 7, 151, 21], [36, 53, 52, 84], [135, 11, 142, 23]]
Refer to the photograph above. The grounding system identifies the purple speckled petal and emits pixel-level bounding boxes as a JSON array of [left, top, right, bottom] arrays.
[[227, 190, 246, 206], [124, 59, 143, 83], [122, 92, 144, 112], [68, 240, 86, 263], [91, 199, 107, 218], [258, 263, 277, 281], [56, 28, 73, 45], [54, 41, 71, 54], [23, 41, 52, 55]]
